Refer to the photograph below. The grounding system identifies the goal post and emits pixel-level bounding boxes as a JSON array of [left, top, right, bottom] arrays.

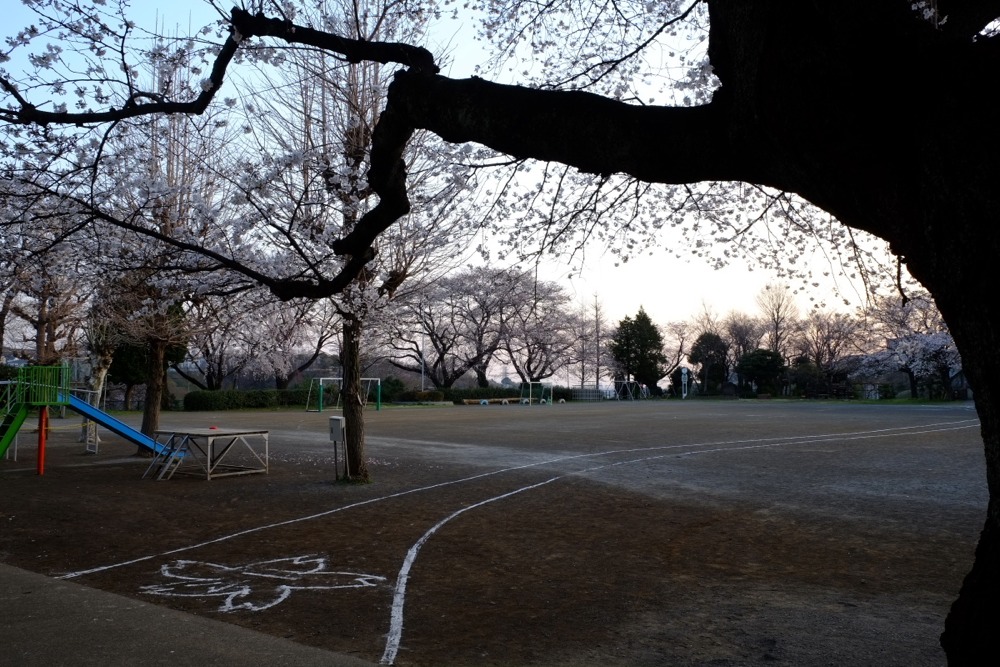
[[518, 381, 553, 405], [614, 380, 649, 400], [306, 377, 381, 412]]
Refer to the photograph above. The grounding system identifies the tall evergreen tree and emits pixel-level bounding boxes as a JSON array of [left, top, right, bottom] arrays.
[[608, 307, 667, 395], [689, 332, 730, 395]]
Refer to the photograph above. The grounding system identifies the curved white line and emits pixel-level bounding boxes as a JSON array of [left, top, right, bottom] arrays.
[[377, 421, 978, 663], [380, 477, 561, 665]]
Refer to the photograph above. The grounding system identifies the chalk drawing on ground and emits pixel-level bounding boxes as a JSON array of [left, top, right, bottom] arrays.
[[139, 554, 386, 612]]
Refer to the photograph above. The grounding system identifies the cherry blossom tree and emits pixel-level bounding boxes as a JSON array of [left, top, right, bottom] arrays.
[[219, 0, 472, 480], [1, 188, 92, 363], [173, 294, 258, 391], [501, 275, 575, 383], [854, 290, 958, 398], [251, 297, 341, 391], [851, 332, 959, 398], [7, 246, 88, 364], [5, 0, 1000, 659]]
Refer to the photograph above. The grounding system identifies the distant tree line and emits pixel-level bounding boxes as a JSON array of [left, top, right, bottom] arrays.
[[605, 285, 959, 400]]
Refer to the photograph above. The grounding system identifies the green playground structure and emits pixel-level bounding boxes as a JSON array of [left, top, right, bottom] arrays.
[[2, 365, 166, 471], [1, 366, 70, 461]]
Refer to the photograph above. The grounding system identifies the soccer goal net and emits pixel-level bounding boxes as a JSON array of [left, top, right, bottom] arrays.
[[614, 380, 650, 400], [305, 377, 381, 412], [518, 382, 553, 405]]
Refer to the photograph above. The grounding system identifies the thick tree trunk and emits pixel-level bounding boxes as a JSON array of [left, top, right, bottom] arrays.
[[940, 370, 1000, 664], [924, 265, 1000, 665], [830, 200, 1000, 667], [140, 339, 167, 436], [943, 507, 1000, 665], [274, 372, 293, 391], [340, 317, 370, 482], [905, 369, 919, 400], [0, 292, 15, 359]]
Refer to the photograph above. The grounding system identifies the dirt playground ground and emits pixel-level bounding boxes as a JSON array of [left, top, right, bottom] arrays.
[[0, 399, 987, 666]]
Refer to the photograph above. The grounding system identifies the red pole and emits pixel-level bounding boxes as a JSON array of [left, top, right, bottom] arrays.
[[37, 406, 47, 476]]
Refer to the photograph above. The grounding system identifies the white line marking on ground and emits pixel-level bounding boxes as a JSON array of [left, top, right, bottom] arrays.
[[377, 421, 979, 663], [59, 418, 979, 582], [380, 477, 562, 665], [140, 555, 385, 612]]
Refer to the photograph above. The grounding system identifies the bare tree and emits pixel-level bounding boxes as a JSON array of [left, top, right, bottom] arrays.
[[691, 302, 723, 338], [756, 284, 799, 362], [390, 266, 520, 388], [566, 294, 611, 388], [794, 310, 861, 374], [661, 320, 691, 382]]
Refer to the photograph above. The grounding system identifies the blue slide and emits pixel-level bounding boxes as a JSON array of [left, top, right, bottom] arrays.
[[65, 395, 170, 456]]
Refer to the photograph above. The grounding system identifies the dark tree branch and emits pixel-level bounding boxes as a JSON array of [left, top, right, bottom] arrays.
[[229, 8, 439, 74], [1, 27, 240, 126], [0, 6, 438, 128], [386, 70, 744, 186]]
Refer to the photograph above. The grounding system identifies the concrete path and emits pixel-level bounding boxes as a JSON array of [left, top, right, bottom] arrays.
[[0, 563, 375, 666]]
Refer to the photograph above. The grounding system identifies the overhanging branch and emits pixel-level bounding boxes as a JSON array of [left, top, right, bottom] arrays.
[[386, 70, 745, 185], [4, 6, 744, 301], [229, 8, 439, 74]]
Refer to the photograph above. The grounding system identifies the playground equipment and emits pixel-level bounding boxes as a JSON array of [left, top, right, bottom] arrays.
[[1, 365, 171, 474], [1, 381, 27, 461], [305, 377, 381, 412], [519, 382, 553, 405]]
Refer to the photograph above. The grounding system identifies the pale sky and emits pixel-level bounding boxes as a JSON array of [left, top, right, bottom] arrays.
[[527, 238, 871, 326]]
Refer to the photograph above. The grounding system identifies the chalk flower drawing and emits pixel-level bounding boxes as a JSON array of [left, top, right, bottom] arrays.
[[140, 555, 385, 612]]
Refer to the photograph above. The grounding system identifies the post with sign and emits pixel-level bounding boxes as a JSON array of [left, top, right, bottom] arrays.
[[329, 416, 346, 480]]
